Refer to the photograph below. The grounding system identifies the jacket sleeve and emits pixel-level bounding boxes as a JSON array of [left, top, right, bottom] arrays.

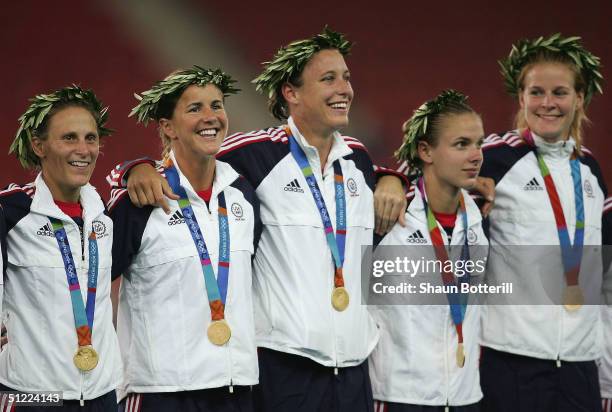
[[374, 163, 410, 187], [106, 157, 157, 189], [107, 189, 154, 280], [0, 206, 5, 317]]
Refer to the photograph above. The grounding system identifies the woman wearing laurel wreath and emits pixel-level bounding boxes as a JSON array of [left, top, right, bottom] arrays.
[[0, 86, 122, 411], [369, 90, 488, 411], [476, 34, 610, 411], [107, 27, 410, 412], [107, 67, 261, 412]]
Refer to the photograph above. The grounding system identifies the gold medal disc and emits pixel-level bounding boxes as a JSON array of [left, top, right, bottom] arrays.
[[563, 285, 584, 312], [207, 319, 232, 346], [331, 287, 350, 312], [456, 343, 465, 368], [73, 345, 99, 371]]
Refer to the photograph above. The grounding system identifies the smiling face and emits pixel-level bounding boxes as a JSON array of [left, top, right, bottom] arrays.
[[519, 62, 584, 142], [283, 49, 353, 138], [31, 106, 100, 202], [160, 84, 228, 163], [419, 112, 484, 190]]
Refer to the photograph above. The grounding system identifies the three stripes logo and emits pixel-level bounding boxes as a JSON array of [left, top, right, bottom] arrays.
[[524, 177, 543, 191], [284, 178, 304, 193], [168, 210, 185, 226], [407, 230, 427, 244], [36, 223, 55, 237]]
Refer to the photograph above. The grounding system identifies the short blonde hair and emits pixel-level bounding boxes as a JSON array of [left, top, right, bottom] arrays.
[[514, 50, 588, 154]]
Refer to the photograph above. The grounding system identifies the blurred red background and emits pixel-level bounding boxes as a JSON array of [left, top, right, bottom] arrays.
[[1, 0, 610, 196]]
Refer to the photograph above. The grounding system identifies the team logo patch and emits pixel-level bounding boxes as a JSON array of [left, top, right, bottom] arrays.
[[523, 177, 543, 191], [407, 230, 427, 244], [347, 178, 359, 196], [231, 202, 244, 220], [36, 223, 55, 237], [467, 228, 478, 244], [168, 210, 185, 226], [284, 178, 304, 193], [584, 180, 594, 198], [92, 220, 109, 238]]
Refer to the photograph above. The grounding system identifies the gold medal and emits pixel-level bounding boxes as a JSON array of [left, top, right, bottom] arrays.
[[73, 345, 99, 371], [207, 319, 231, 345], [563, 285, 584, 312], [331, 287, 350, 312], [456, 343, 465, 368]]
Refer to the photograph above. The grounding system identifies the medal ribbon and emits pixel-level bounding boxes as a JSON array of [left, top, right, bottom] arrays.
[[285, 127, 346, 288], [417, 177, 470, 347], [522, 129, 584, 286], [164, 164, 230, 322], [50, 218, 99, 348]]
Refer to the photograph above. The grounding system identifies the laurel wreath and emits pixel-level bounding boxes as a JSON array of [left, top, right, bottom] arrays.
[[130, 66, 239, 125], [252, 26, 353, 99], [499, 33, 603, 105], [395, 89, 468, 170], [9, 85, 111, 169]]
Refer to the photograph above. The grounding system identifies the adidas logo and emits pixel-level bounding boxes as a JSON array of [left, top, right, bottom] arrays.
[[407, 230, 427, 244], [36, 223, 54, 237], [167, 210, 185, 226], [284, 178, 304, 193], [524, 177, 543, 191]]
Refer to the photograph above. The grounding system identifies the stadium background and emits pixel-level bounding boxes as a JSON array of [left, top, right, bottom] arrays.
[[1, 0, 610, 193]]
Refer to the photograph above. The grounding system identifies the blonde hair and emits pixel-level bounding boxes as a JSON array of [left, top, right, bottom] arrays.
[[159, 127, 172, 162], [514, 50, 589, 154]]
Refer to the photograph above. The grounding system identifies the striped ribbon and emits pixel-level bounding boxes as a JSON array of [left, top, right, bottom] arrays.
[[164, 164, 230, 321], [523, 129, 584, 287], [285, 127, 347, 288], [50, 218, 98, 347], [417, 177, 470, 346]]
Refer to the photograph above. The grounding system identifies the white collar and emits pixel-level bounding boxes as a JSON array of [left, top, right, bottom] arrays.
[[407, 180, 482, 230], [532, 132, 576, 159], [168, 150, 239, 199], [287, 116, 353, 165], [30, 173, 104, 222]]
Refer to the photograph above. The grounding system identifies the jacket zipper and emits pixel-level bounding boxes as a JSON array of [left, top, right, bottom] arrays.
[[444, 309, 450, 409], [553, 156, 571, 369], [557, 292, 564, 368], [443, 223, 458, 409], [80, 227, 86, 406], [332, 286, 339, 376], [213, 196, 232, 393], [79, 372, 84, 406], [321, 162, 339, 376], [227, 340, 234, 393]]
